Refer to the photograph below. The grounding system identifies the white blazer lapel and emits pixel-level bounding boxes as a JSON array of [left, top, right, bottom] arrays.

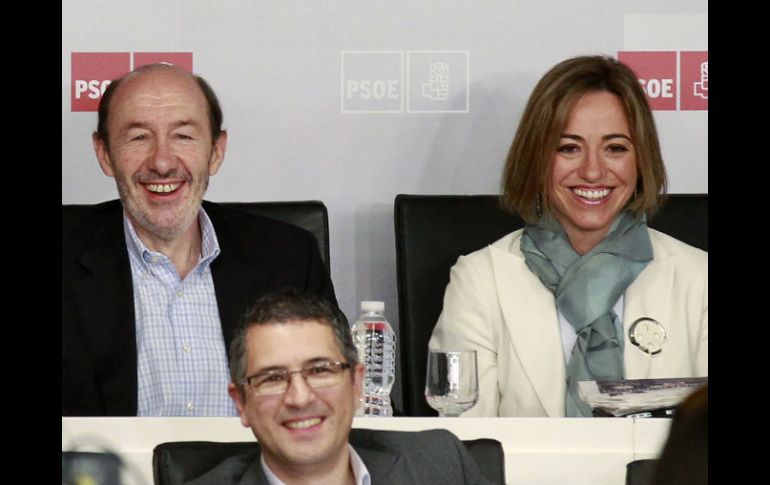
[[490, 239, 566, 417], [623, 254, 676, 378]]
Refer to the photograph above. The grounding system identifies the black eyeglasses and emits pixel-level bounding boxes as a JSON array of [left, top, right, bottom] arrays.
[[244, 361, 352, 396]]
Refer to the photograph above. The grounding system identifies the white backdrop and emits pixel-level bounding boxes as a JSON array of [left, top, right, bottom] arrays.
[[62, 0, 708, 410]]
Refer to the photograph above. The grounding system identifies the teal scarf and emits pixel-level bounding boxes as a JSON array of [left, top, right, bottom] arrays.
[[520, 211, 653, 416]]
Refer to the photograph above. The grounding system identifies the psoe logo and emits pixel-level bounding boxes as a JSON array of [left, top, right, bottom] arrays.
[[341, 50, 469, 114], [407, 51, 469, 113], [422, 62, 449, 101], [680, 52, 708, 111], [71, 52, 193, 112], [341, 51, 403, 113], [617, 51, 708, 111]]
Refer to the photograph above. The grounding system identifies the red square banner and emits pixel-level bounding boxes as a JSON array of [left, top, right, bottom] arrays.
[[71, 52, 130, 112], [133, 52, 193, 72], [617, 51, 677, 111], [680, 52, 708, 111]]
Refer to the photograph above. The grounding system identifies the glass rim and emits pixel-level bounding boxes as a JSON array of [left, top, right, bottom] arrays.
[[428, 349, 477, 355]]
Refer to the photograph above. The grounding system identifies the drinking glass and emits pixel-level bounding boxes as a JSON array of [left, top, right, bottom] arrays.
[[425, 350, 478, 417]]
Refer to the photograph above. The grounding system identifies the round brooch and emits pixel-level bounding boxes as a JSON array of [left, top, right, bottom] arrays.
[[628, 317, 666, 355]]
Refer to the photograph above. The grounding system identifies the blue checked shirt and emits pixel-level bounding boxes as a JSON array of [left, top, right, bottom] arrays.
[[124, 208, 237, 416]]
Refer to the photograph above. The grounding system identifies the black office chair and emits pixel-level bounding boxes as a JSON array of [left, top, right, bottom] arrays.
[[153, 435, 506, 485], [62, 200, 331, 271], [462, 438, 506, 485], [625, 459, 659, 485], [394, 193, 708, 416], [220, 201, 331, 272], [153, 441, 258, 485]]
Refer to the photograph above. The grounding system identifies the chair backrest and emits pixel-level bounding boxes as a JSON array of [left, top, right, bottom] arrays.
[[62, 200, 331, 271], [394, 193, 708, 416], [154, 436, 505, 485], [153, 441, 259, 485], [462, 438, 506, 485], [219, 201, 331, 271], [625, 459, 659, 485]]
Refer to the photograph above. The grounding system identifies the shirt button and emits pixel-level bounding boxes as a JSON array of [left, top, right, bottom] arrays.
[[186, 401, 194, 412], [176, 290, 184, 297], [182, 343, 191, 353]]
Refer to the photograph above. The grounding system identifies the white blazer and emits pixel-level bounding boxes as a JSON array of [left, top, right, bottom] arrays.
[[429, 228, 708, 417]]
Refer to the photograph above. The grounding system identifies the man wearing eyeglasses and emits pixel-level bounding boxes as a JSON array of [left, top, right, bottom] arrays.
[[187, 288, 492, 485]]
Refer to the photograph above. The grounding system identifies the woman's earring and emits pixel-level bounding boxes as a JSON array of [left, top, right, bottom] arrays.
[[536, 194, 543, 218]]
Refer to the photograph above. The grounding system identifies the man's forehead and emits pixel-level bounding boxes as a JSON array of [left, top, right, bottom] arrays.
[[246, 320, 340, 359], [121, 65, 197, 88], [112, 69, 205, 109]]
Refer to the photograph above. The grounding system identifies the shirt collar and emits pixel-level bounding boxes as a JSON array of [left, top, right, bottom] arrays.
[[260, 444, 370, 485], [122, 206, 221, 272], [349, 445, 371, 485], [123, 213, 152, 272], [198, 206, 221, 265]]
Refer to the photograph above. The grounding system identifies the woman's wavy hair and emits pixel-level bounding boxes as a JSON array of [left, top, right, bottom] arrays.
[[500, 55, 668, 223]]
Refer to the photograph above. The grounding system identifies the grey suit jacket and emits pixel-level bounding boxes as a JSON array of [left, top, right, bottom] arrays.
[[185, 428, 494, 485]]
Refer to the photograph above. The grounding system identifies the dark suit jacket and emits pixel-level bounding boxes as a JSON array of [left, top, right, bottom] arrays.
[[185, 428, 493, 485], [62, 200, 336, 416]]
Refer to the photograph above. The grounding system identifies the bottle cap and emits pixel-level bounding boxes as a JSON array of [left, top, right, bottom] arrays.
[[361, 301, 385, 312]]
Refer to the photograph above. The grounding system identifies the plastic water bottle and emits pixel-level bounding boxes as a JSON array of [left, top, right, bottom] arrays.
[[351, 301, 396, 416]]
